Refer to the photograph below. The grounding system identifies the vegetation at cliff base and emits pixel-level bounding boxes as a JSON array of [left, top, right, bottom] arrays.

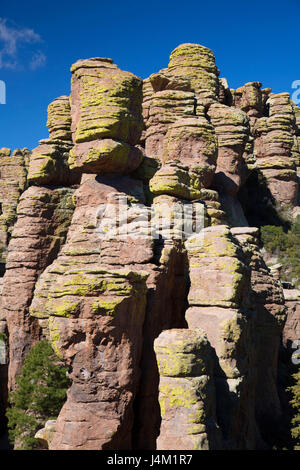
[[261, 215, 300, 287], [289, 368, 300, 450], [6, 340, 70, 450], [261, 218, 300, 449]]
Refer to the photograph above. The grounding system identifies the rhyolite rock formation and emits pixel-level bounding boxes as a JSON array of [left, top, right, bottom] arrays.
[[69, 58, 144, 175], [0, 147, 30, 259], [2, 186, 75, 388], [28, 96, 80, 186], [0, 43, 299, 450]]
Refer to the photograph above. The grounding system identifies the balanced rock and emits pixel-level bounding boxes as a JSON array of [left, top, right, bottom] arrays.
[[47, 96, 72, 141], [69, 58, 144, 174], [149, 117, 217, 200], [27, 96, 79, 186], [167, 43, 220, 105], [1, 43, 299, 452], [154, 329, 220, 450]]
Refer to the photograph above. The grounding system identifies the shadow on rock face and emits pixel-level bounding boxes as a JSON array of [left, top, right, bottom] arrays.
[[237, 169, 292, 230]]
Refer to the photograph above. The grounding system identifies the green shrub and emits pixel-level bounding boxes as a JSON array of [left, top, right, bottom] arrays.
[[261, 216, 300, 287], [6, 340, 70, 450], [289, 368, 300, 450], [261, 225, 288, 253]]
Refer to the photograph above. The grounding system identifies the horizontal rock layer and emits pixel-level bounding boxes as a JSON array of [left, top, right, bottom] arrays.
[[0, 42, 299, 452]]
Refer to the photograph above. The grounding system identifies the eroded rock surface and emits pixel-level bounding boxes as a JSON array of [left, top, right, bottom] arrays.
[[0, 43, 299, 451], [1, 186, 75, 388], [69, 58, 144, 174], [0, 148, 29, 256], [28, 96, 79, 186]]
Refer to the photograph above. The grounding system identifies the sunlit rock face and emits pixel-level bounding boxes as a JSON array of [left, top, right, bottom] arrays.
[[69, 58, 144, 175], [28, 96, 80, 186], [0, 147, 29, 257]]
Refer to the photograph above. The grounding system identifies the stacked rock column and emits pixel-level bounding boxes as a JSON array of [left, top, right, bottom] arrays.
[[1, 94, 77, 389], [0, 147, 29, 257], [154, 329, 221, 449], [27, 57, 191, 450], [253, 93, 298, 209]]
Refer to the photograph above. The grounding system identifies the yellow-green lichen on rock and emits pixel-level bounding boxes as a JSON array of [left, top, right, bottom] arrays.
[[252, 92, 299, 207], [162, 117, 218, 188], [71, 58, 143, 145], [186, 226, 248, 308], [27, 96, 79, 186], [144, 88, 196, 160], [0, 147, 29, 254], [206, 102, 250, 196], [68, 138, 143, 174], [154, 328, 220, 450], [167, 43, 220, 105], [69, 57, 144, 175], [30, 266, 148, 321], [154, 328, 213, 377], [47, 96, 72, 141], [149, 162, 203, 201]]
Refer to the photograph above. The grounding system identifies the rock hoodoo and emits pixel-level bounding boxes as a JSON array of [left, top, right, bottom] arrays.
[[0, 43, 299, 450]]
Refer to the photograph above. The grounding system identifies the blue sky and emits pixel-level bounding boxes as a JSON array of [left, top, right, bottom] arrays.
[[0, 0, 299, 151]]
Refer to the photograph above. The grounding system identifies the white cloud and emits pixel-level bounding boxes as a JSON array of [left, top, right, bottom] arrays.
[[30, 50, 46, 70], [0, 18, 46, 70]]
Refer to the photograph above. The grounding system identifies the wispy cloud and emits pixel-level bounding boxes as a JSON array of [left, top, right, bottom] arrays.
[[0, 18, 46, 70], [30, 50, 46, 70]]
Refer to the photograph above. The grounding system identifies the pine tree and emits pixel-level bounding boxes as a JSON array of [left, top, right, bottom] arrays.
[[6, 340, 70, 450], [289, 368, 300, 450]]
